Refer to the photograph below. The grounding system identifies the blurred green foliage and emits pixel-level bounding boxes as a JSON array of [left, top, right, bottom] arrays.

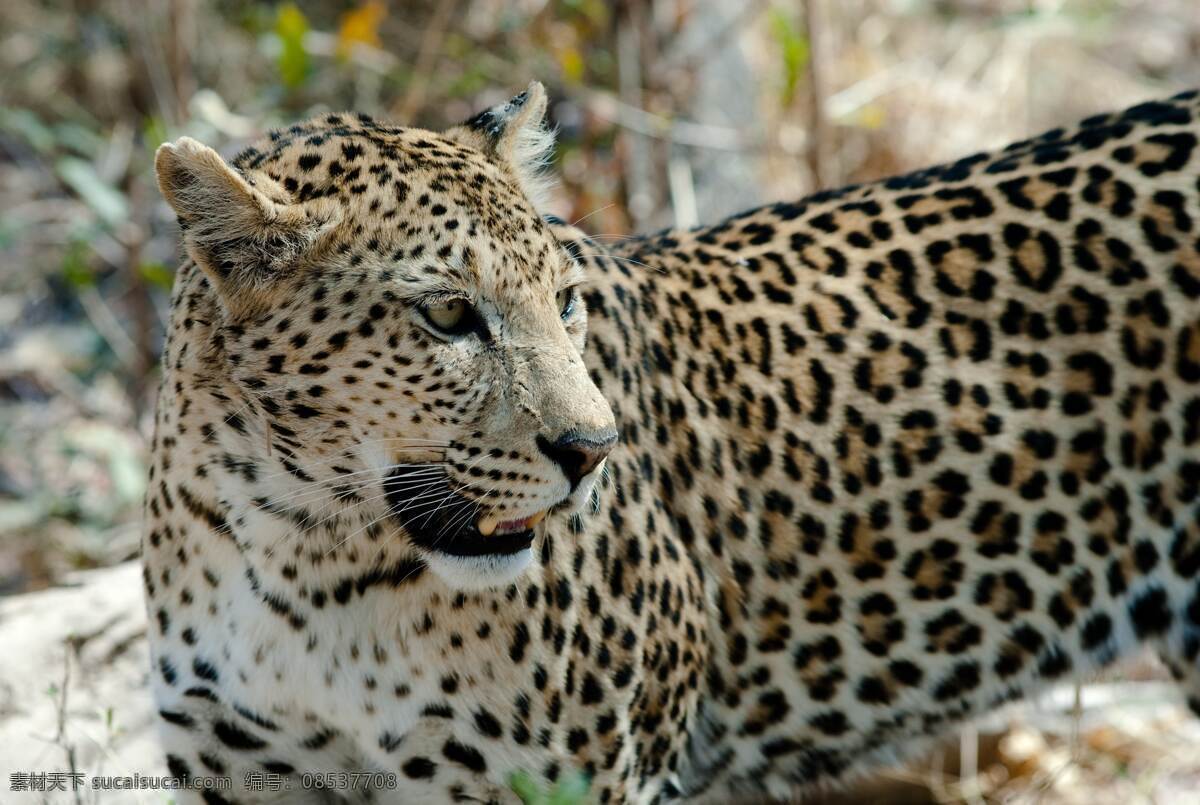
[[768, 8, 810, 106], [56, 157, 128, 228], [510, 768, 591, 805], [276, 4, 312, 89]]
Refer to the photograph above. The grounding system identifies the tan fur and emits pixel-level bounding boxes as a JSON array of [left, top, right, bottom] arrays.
[[143, 89, 1200, 804]]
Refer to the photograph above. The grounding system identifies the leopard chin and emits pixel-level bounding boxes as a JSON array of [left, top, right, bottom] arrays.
[[424, 548, 535, 590]]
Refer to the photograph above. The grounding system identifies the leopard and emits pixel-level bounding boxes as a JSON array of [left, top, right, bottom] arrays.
[[144, 81, 1200, 804]]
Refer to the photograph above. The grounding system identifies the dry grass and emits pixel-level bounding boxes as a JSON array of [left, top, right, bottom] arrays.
[[820, 659, 1200, 804]]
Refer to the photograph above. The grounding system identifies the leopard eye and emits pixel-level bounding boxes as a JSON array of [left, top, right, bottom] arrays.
[[557, 287, 577, 320], [421, 298, 474, 336]]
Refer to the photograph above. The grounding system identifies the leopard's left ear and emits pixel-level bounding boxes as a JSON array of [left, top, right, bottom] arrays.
[[155, 136, 340, 318], [446, 81, 555, 207]]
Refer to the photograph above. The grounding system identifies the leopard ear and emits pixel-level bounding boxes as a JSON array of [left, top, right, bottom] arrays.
[[446, 81, 555, 207], [155, 137, 339, 317]]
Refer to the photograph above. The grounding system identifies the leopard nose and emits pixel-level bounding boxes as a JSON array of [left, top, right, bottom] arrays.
[[537, 428, 618, 488]]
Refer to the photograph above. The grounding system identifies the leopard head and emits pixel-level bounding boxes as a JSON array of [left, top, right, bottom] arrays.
[[155, 83, 616, 589]]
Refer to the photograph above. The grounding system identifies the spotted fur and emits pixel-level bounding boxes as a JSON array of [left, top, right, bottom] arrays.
[[144, 84, 1200, 803]]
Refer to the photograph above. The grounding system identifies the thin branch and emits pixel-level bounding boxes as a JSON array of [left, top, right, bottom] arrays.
[[393, 0, 461, 122], [661, 0, 770, 76], [667, 155, 698, 229], [580, 88, 760, 151], [53, 648, 83, 805], [803, 0, 831, 188], [167, 0, 196, 121], [615, 3, 657, 229]]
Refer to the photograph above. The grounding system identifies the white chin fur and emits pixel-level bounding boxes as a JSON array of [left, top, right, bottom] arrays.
[[425, 549, 534, 591]]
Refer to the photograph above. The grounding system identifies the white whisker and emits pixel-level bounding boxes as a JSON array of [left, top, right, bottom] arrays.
[[265, 473, 447, 552], [419, 453, 490, 530], [257, 465, 443, 512], [575, 251, 666, 274], [305, 476, 444, 535], [253, 439, 448, 484], [570, 203, 615, 228]]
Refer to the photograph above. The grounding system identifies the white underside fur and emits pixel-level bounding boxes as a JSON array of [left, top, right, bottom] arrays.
[[424, 548, 535, 590]]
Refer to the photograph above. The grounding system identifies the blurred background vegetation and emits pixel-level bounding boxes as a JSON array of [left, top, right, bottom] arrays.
[[2, 1, 1200, 800]]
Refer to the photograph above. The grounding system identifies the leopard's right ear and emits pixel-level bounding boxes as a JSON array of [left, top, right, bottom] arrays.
[[155, 137, 339, 317], [445, 82, 555, 209]]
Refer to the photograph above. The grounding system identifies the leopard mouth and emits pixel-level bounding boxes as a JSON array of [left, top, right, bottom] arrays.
[[383, 466, 543, 557]]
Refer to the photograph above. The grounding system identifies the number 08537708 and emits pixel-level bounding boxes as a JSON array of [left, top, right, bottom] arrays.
[[300, 771, 400, 791]]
